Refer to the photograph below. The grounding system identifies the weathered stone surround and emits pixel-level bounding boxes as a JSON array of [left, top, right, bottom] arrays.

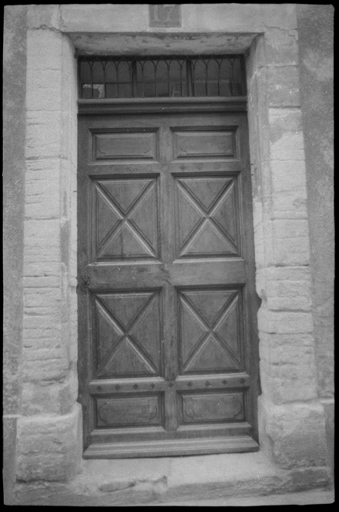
[[4, 4, 333, 503]]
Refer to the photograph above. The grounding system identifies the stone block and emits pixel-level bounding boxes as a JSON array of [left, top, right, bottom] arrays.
[[271, 160, 307, 193], [23, 313, 61, 330], [262, 4, 297, 30], [259, 331, 318, 403], [265, 266, 311, 282], [261, 219, 310, 266], [3, 416, 17, 504], [21, 345, 68, 385], [271, 191, 308, 219], [273, 219, 309, 239], [27, 5, 60, 30], [16, 403, 82, 482], [25, 168, 61, 219], [26, 68, 62, 112], [266, 296, 311, 311], [259, 365, 317, 404], [26, 111, 62, 159], [272, 236, 310, 266], [3, 375, 21, 416], [21, 374, 78, 416], [23, 276, 60, 288], [60, 4, 149, 32], [268, 66, 300, 107], [264, 277, 311, 311], [258, 309, 313, 334], [268, 108, 305, 160], [258, 397, 328, 469], [24, 261, 60, 278], [24, 219, 60, 248], [27, 29, 62, 71], [22, 356, 69, 383], [265, 28, 299, 66]]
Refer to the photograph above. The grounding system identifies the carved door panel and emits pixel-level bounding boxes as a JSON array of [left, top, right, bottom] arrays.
[[78, 105, 259, 458]]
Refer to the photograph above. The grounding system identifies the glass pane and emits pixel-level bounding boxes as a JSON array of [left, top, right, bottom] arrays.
[[118, 83, 132, 98], [117, 61, 131, 83], [105, 84, 118, 98], [92, 84, 105, 98], [105, 61, 117, 83], [142, 61, 155, 85], [82, 84, 92, 99], [192, 60, 208, 96], [232, 59, 245, 95], [80, 61, 91, 83], [208, 81, 219, 96], [144, 82, 156, 98], [169, 60, 186, 96], [92, 61, 104, 83]]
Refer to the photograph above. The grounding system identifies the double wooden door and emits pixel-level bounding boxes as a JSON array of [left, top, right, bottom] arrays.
[[78, 103, 259, 458]]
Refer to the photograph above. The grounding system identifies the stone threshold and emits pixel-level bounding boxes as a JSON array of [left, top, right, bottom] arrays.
[[14, 451, 331, 506]]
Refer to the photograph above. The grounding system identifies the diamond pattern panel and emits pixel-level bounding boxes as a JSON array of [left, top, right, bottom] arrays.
[[94, 178, 158, 260], [176, 177, 239, 258], [95, 292, 161, 378], [179, 289, 242, 374]]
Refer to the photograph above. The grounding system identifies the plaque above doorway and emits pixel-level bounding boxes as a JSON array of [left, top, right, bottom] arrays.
[[149, 5, 182, 27]]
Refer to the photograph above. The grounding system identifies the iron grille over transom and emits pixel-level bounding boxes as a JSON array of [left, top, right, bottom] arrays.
[[78, 55, 246, 99]]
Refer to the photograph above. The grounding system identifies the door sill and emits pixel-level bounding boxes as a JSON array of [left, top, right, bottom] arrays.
[[83, 435, 259, 459]]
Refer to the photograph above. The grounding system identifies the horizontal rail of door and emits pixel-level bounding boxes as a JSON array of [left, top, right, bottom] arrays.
[[78, 97, 247, 115], [89, 373, 250, 394], [84, 259, 246, 289], [89, 423, 255, 445]]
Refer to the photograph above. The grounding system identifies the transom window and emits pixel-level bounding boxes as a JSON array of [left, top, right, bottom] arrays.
[[78, 55, 246, 99]]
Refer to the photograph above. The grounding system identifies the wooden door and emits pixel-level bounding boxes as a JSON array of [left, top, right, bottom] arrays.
[[78, 101, 259, 458]]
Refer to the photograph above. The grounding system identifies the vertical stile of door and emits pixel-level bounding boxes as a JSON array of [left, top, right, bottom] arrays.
[[160, 119, 178, 431]]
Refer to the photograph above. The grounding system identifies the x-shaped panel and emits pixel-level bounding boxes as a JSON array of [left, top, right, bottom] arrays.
[[94, 291, 160, 378], [94, 178, 158, 260], [176, 177, 239, 258], [179, 289, 241, 374]]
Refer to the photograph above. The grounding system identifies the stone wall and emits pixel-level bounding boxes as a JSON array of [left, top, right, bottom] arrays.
[[17, 17, 82, 483], [245, 23, 327, 470], [297, 4, 334, 474], [3, 5, 27, 504], [3, 3, 333, 503]]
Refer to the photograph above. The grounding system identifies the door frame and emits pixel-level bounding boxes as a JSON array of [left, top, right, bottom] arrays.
[[77, 96, 260, 456]]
